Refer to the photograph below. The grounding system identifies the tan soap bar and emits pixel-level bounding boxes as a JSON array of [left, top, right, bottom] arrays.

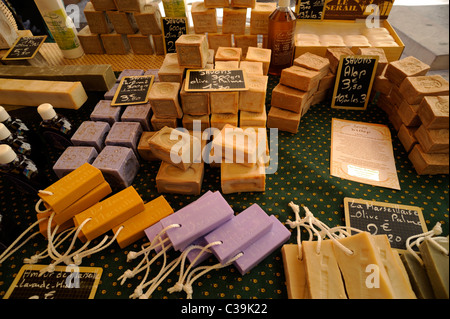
[[215, 47, 242, 62], [418, 96, 449, 129], [240, 107, 267, 127], [267, 106, 301, 134], [134, 3, 162, 35], [158, 63, 185, 84], [221, 160, 265, 194], [151, 114, 178, 131], [250, 2, 276, 35], [128, 33, 154, 55], [239, 61, 264, 75], [293, 52, 330, 77], [281, 244, 309, 299], [180, 79, 210, 115], [245, 47, 272, 75], [210, 91, 239, 114], [419, 237, 449, 299], [215, 61, 240, 70], [0, 78, 87, 110], [182, 114, 210, 131], [90, 0, 117, 10], [311, 89, 330, 105], [148, 82, 183, 119], [106, 11, 138, 34], [156, 161, 204, 195], [280, 65, 322, 92], [78, 26, 105, 54], [101, 32, 130, 54], [222, 8, 247, 35], [385, 56, 431, 86], [408, 144, 449, 175], [414, 125, 449, 154], [152, 34, 165, 55], [397, 125, 418, 153], [176, 34, 209, 68], [234, 35, 258, 57], [231, 0, 256, 8], [238, 74, 268, 113], [138, 131, 159, 161], [84, 2, 113, 34], [318, 72, 336, 91], [373, 71, 393, 96], [114, 0, 146, 12], [398, 100, 421, 127], [207, 33, 232, 53], [399, 75, 449, 105], [325, 47, 354, 74], [357, 47, 389, 76], [271, 83, 308, 114], [191, 2, 218, 34], [210, 113, 238, 130], [204, 0, 229, 7]]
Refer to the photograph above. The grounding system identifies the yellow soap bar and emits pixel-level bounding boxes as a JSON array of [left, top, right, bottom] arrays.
[[74, 186, 145, 241], [281, 244, 309, 299], [39, 163, 105, 215], [113, 195, 174, 249]]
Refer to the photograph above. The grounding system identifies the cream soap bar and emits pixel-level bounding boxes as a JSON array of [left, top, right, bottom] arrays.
[[156, 161, 204, 195]]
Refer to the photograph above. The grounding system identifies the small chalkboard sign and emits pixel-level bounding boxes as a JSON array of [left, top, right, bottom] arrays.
[[331, 55, 378, 110], [111, 75, 154, 106], [2, 35, 47, 60], [185, 69, 248, 92], [161, 17, 188, 54], [344, 198, 428, 251], [3, 264, 102, 299], [296, 0, 326, 20]]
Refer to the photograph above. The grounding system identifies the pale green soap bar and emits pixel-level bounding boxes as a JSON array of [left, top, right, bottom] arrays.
[[401, 251, 435, 299], [419, 238, 449, 299]]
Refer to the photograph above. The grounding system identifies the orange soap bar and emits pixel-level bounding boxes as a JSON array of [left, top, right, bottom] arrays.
[[113, 195, 174, 248], [74, 186, 145, 241], [37, 211, 74, 239], [39, 163, 105, 214]]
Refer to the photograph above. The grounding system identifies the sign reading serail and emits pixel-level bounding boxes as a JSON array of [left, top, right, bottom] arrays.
[[323, 0, 395, 20]]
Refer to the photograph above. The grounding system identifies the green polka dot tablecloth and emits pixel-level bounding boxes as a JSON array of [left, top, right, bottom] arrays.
[[0, 75, 448, 299]]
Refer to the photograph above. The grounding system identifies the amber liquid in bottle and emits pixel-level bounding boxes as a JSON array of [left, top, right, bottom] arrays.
[[268, 1, 297, 76]]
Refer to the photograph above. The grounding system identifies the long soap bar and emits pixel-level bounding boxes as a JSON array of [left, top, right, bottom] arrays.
[[233, 215, 290, 275], [73, 186, 145, 241], [401, 251, 435, 299], [113, 195, 174, 249], [419, 237, 449, 299], [0, 78, 87, 110], [281, 244, 309, 299], [39, 163, 105, 214], [161, 191, 234, 251], [204, 203, 272, 264], [37, 210, 74, 239]]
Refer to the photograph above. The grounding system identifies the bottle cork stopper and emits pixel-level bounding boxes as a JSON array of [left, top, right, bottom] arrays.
[[37, 103, 57, 121], [0, 144, 17, 164], [0, 123, 12, 140]]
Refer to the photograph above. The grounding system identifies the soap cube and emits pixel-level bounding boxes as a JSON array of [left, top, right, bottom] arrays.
[[239, 61, 264, 75], [271, 83, 308, 114], [128, 33, 154, 55], [215, 47, 242, 62], [398, 100, 421, 127], [92, 145, 140, 188], [53, 146, 99, 179], [221, 160, 266, 194], [71, 121, 111, 152], [280, 65, 322, 92], [325, 47, 354, 74], [84, 2, 113, 34], [399, 75, 449, 105], [210, 91, 239, 114], [239, 107, 267, 127], [156, 161, 204, 195], [207, 33, 232, 53], [180, 79, 210, 115], [191, 2, 218, 34], [267, 106, 301, 134], [418, 96, 449, 129], [204, 0, 229, 7], [245, 47, 271, 75], [239, 74, 268, 112], [117, 69, 145, 82], [318, 72, 336, 91], [91, 0, 116, 10], [408, 144, 449, 175], [137, 131, 159, 161], [182, 114, 210, 131], [234, 35, 258, 57], [215, 61, 240, 70], [210, 113, 238, 130], [101, 32, 130, 54], [90, 100, 122, 125], [158, 63, 185, 84], [152, 34, 165, 55], [385, 56, 430, 86], [250, 2, 276, 35], [222, 8, 247, 35], [231, 0, 255, 7], [114, 0, 147, 12], [105, 121, 143, 154], [120, 103, 152, 131], [151, 115, 178, 130], [414, 125, 449, 154], [144, 69, 160, 82], [397, 125, 418, 153], [148, 82, 183, 119], [293, 52, 330, 77], [77, 26, 105, 54], [106, 11, 138, 34], [357, 47, 388, 76], [176, 34, 209, 68], [134, 3, 162, 35], [103, 83, 119, 100]]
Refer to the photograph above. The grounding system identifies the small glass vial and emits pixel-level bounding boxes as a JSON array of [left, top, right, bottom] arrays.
[[0, 106, 30, 137], [0, 123, 32, 157], [268, 0, 297, 76], [37, 103, 73, 150]]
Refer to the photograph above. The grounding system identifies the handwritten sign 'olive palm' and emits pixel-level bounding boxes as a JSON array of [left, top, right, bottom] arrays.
[[2, 36, 47, 60], [111, 75, 154, 106], [331, 55, 378, 110], [161, 17, 188, 54], [185, 69, 248, 92]]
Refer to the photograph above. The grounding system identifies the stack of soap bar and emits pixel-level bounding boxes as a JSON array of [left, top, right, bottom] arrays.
[[71, 121, 111, 152], [325, 47, 354, 74], [53, 146, 99, 179], [90, 100, 122, 125], [399, 75, 449, 105], [176, 34, 209, 68], [105, 121, 142, 154], [120, 103, 152, 131]]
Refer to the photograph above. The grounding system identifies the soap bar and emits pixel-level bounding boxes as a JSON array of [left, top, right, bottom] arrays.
[[151, 115, 178, 131], [113, 195, 174, 249], [176, 34, 209, 69], [414, 125, 449, 154], [293, 52, 330, 77], [156, 161, 204, 195], [215, 47, 242, 62], [239, 61, 264, 75], [221, 160, 266, 194], [91, 0, 116, 10], [101, 32, 130, 55], [114, 0, 146, 12], [238, 74, 268, 113], [191, 2, 218, 34], [271, 83, 308, 114], [84, 1, 113, 34], [234, 35, 258, 57], [222, 8, 247, 35], [234, 215, 290, 275], [180, 80, 210, 115], [182, 114, 210, 132], [207, 34, 232, 53], [385, 56, 430, 86], [267, 106, 301, 134], [92, 145, 140, 188], [325, 48, 354, 74], [397, 125, 418, 153], [105, 122, 143, 154], [160, 191, 234, 251], [120, 103, 152, 131], [408, 144, 449, 175], [149, 82, 183, 119], [398, 100, 421, 127], [37, 210, 74, 239], [281, 244, 309, 299], [77, 26, 105, 55], [399, 75, 449, 105], [128, 33, 153, 55], [250, 2, 276, 35], [401, 250, 436, 299], [134, 3, 161, 35], [239, 107, 267, 127], [71, 121, 111, 152], [214, 61, 240, 70], [418, 96, 449, 129], [74, 186, 145, 242], [280, 66, 322, 92], [103, 83, 119, 100], [318, 72, 336, 91], [144, 221, 170, 253], [231, 0, 256, 8], [53, 146, 99, 179], [204, 0, 229, 7], [210, 91, 239, 114], [245, 47, 272, 75], [152, 34, 165, 55], [419, 237, 449, 299], [210, 113, 238, 130], [106, 11, 138, 34], [0, 78, 87, 110], [90, 100, 122, 126], [158, 63, 185, 84], [137, 131, 159, 161]]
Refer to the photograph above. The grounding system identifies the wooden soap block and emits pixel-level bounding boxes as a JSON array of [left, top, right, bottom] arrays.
[[293, 52, 330, 77], [414, 125, 449, 154], [239, 107, 267, 127], [91, 0, 117, 10], [250, 2, 276, 35], [84, 1, 113, 34], [210, 113, 238, 130], [134, 3, 162, 35], [149, 82, 183, 119], [222, 8, 247, 35], [267, 106, 301, 134], [234, 35, 258, 57], [101, 32, 130, 54], [221, 160, 265, 194], [408, 144, 449, 175], [210, 91, 239, 114], [239, 61, 264, 75], [215, 47, 242, 62], [204, 0, 229, 7], [191, 2, 218, 34], [385, 56, 431, 86], [238, 74, 268, 113], [280, 65, 322, 92], [114, 0, 146, 12], [325, 47, 354, 74], [398, 124, 418, 153], [106, 11, 138, 34], [399, 75, 449, 105], [77, 26, 105, 54], [151, 114, 178, 130], [207, 34, 232, 53], [245, 47, 272, 75], [180, 79, 210, 115], [215, 61, 240, 70], [182, 114, 210, 131], [271, 84, 308, 114], [127, 33, 154, 55], [357, 47, 388, 76], [176, 34, 209, 68], [418, 96, 449, 129], [137, 131, 159, 161], [231, 0, 256, 8], [156, 161, 204, 195]]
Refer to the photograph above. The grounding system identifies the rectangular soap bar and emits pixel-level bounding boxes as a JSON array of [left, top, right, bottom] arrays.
[[71, 121, 111, 152], [156, 161, 205, 195], [280, 66, 322, 92], [53, 146, 99, 179], [414, 125, 449, 154], [267, 106, 302, 134], [204, 203, 272, 264], [221, 160, 266, 194], [385, 56, 431, 86], [418, 96, 449, 129], [160, 191, 234, 251], [73, 186, 145, 242], [77, 26, 105, 55], [401, 250, 436, 299], [113, 195, 174, 249], [90, 100, 122, 126], [37, 211, 74, 239], [271, 83, 308, 114], [419, 237, 449, 299], [281, 244, 309, 299], [408, 144, 449, 175], [233, 215, 290, 275], [399, 75, 449, 105], [0, 78, 87, 110]]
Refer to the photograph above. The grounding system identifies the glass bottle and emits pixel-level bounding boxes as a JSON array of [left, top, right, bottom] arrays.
[[268, 0, 297, 76], [0, 106, 30, 137], [37, 103, 73, 150], [0, 123, 32, 157]]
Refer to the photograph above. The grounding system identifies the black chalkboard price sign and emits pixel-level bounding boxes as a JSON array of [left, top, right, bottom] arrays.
[[161, 17, 188, 54], [344, 198, 428, 250], [111, 75, 154, 106], [2, 35, 47, 60], [296, 0, 326, 20], [185, 69, 248, 92], [331, 55, 379, 110]]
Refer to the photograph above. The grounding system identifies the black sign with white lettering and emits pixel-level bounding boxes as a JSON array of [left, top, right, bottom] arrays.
[[111, 75, 154, 106], [344, 198, 428, 250], [332, 55, 378, 110], [2, 36, 47, 60], [185, 69, 248, 92], [296, 0, 325, 20], [161, 17, 188, 54]]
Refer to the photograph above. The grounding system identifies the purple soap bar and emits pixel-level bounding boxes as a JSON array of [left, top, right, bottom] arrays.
[[144, 222, 171, 253], [105, 122, 143, 154], [104, 83, 119, 100], [160, 191, 234, 251], [92, 145, 139, 188], [121, 103, 153, 131], [233, 215, 290, 275], [90, 100, 122, 126], [204, 204, 272, 264], [117, 69, 145, 82], [52, 146, 98, 179], [71, 121, 110, 152], [144, 69, 160, 82]]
